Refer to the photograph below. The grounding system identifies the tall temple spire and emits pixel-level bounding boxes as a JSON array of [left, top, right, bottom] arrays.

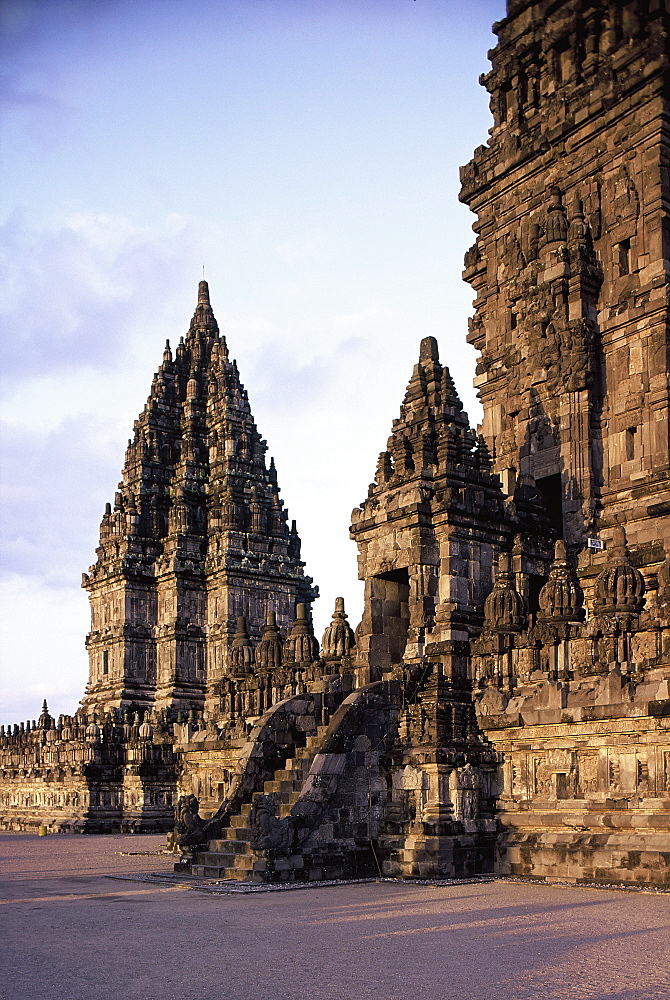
[[82, 281, 317, 718]]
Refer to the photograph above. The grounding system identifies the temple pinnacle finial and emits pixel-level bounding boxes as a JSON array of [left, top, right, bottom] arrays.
[[419, 336, 439, 364], [198, 280, 210, 304]]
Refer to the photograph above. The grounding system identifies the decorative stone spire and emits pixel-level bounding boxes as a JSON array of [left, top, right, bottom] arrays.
[[568, 197, 588, 245], [229, 617, 254, 677], [189, 279, 218, 336], [255, 612, 283, 671], [594, 526, 645, 615], [483, 553, 528, 632], [38, 700, 52, 730], [283, 603, 319, 665], [368, 336, 477, 492], [545, 185, 568, 244], [538, 540, 585, 623], [321, 598, 355, 660]]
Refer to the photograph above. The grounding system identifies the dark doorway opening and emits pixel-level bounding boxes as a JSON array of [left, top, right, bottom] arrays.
[[371, 568, 410, 666], [528, 574, 546, 616], [536, 472, 563, 538]]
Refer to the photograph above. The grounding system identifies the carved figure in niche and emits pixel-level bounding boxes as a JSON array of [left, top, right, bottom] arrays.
[[175, 794, 207, 849], [535, 760, 553, 797], [637, 759, 649, 798], [578, 754, 600, 797], [502, 232, 526, 274], [497, 421, 518, 465], [249, 794, 294, 854], [528, 412, 557, 454], [510, 761, 526, 797], [453, 763, 481, 822], [608, 163, 640, 224]]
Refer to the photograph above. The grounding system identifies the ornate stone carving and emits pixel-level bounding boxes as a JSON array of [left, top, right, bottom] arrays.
[[452, 763, 482, 824], [594, 526, 645, 616], [249, 794, 294, 854], [283, 603, 319, 666], [255, 612, 283, 671], [538, 541, 585, 623], [321, 598, 355, 660], [483, 553, 528, 633], [175, 794, 207, 849]]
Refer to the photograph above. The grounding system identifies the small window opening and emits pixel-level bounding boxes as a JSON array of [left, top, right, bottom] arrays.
[[556, 773, 570, 799], [625, 426, 637, 461], [528, 573, 546, 616], [501, 467, 517, 497], [613, 8, 624, 44], [618, 238, 630, 276], [498, 87, 508, 123], [518, 72, 528, 108], [371, 568, 410, 666], [554, 37, 571, 83], [102, 650, 109, 676], [510, 311, 518, 330]]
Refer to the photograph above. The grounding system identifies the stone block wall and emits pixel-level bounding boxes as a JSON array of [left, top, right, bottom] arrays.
[[485, 711, 670, 885], [0, 708, 176, 833]]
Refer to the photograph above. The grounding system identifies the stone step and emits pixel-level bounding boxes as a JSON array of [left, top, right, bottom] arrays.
[[221, 825, 253, 841], [263, 778, 302, 794], [205, 839, 250, 855], [229, 810, 253, 829], [189, 725, 333, 883], [273, 764, 310, 780], [195, 852, 255, 871], [206, 864, 269, 882], [190, 861, 255, 880], [283, 755, 309, 772], [306, 725, 331, 745]]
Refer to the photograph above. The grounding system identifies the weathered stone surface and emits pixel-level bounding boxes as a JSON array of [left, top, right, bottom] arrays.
[[456, 0, 670, 884], [1, 0, 668, 886]]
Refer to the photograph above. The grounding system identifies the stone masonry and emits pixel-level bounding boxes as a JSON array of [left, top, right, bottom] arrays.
[[458, 0, 670, 883], [1, 0, 669, 886]]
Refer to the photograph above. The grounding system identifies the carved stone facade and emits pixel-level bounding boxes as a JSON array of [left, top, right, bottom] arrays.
[[458, 0, 670, 883], [1, 0, 669, 886], [81, 280, 317, 721], [461, 0, 669, 569]]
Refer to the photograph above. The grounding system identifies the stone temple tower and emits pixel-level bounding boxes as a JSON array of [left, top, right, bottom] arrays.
[[81, 281, 317, 718], [2, 2, 668, 885], [459, 0, 670, 592]]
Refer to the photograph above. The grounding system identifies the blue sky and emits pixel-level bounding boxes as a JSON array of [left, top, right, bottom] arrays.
[[0, 0, 505, 724]]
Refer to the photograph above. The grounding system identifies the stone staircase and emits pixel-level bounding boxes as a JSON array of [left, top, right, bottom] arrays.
[[189, 724, 330, 881]]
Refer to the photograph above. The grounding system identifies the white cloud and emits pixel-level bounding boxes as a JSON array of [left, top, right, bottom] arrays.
[[0, 574, 89, 724]]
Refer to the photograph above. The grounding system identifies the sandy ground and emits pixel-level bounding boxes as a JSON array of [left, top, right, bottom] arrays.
[[0, 832, 668, 1000]]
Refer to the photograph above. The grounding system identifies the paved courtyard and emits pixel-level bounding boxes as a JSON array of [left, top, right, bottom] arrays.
[[0, 832, 668, 1000]]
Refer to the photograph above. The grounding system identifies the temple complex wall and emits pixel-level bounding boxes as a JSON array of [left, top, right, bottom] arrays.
[[0, 710, 176, 833], [485, 712, 670, 885]]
